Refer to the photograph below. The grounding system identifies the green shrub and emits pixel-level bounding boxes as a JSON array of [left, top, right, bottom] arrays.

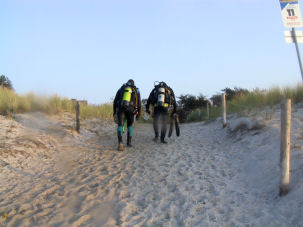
[[185, 106, 223, 122], [0, 75, 13, 90], [186, 108, 208, 122]]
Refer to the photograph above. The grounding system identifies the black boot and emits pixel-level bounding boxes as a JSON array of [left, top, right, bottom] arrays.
[[127, 136, 132, 147], [153, 136, 159, 142], [161, 136, 167, 144], [118, 134, 123, 151], [153, 131, 159, 142]]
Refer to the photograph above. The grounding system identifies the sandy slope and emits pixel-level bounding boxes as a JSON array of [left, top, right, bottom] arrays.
[[0, 108, 303, 226]]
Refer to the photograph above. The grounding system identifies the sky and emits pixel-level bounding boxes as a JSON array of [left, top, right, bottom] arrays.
[[1, 0, 303, 104]]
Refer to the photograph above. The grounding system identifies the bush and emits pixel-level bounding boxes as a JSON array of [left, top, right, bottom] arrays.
[[210, 87, 250, 106], [177, 94, 208, 122], [210, 94, 221, 107], [178, 94, 208, 111], [186, 108, 208, 122], [0, 75, 13, 90], [222, 87, 249, 101]]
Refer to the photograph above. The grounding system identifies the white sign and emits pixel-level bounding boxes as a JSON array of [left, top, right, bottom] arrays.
[[280, 0, 303, 27], [284, 30, 303, 43]]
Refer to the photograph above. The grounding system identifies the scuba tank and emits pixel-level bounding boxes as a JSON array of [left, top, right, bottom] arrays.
[[122, 86, 132, 107], [157, 87, 165, 107], [154, 81, 170, 108]]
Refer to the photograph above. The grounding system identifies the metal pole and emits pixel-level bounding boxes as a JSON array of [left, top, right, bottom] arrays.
[[292, 27, 303, 82]]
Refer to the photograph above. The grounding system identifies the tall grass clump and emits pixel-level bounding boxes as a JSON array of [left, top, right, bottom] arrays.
[[284, 83, 303, 103], [0, 87, 18, 115], [21, 93, 48, 112], [80, 103, 113, 120], [0, 89, 76, 115], [45, 95, 75, 114], [227, 89, 268, 114], [226, 84, 303, 115], [0, 88, 113, 119], [184, 84, 303, 123]]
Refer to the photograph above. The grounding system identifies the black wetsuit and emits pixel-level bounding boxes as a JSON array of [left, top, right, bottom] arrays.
[[113, 84, 141, 145], [146, 84, 176, 142]]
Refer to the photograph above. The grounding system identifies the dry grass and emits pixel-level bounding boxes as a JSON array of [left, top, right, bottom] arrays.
[[0, 87, 112, 119], [186, 84, 303, 122]]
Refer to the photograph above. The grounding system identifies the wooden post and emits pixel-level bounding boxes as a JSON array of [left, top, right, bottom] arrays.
[[279, 99, 291, 196], [206, 102, 210, 120], [76, 101, 80, 133], [222, 93, 227, 128]]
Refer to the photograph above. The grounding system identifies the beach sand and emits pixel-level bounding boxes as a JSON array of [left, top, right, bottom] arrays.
[[0, 107, 303, 226]]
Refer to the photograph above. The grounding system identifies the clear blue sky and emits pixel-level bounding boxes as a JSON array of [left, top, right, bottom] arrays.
[[1, 0, 303, 104]]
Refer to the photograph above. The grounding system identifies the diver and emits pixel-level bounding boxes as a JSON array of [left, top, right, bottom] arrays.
[[145, 81, 177, 143], [113, 79, 141, 151]]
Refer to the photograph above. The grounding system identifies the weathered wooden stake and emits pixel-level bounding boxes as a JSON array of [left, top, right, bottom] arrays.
[[76, 101, 80, 133], [279, 99, 291, 196], [206, 102, 210, 120], [222, 93, 227, 128]]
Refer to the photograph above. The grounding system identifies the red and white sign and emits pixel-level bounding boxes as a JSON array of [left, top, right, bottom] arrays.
[[280, 0, 303, 27]]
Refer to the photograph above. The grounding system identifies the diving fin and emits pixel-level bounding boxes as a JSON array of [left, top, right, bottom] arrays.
[[175, 114, 180, 137], [168, 114, 174, 138]]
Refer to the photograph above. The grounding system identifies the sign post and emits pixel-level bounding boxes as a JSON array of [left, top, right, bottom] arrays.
[[292, 27, 303, 81], [280, 0, 303, 81]]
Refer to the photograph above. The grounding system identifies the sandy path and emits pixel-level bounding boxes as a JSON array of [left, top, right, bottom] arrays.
[[0, 112, 302, 226]]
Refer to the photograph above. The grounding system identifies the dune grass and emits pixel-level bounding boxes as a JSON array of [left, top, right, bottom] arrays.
[[0, 87, 19, 115], [227, 84, 303, 114], [0, 87, 113, 119], [186, 84, 303, 122], [80, 103, 113, 119], [2, 84, 303, 122]]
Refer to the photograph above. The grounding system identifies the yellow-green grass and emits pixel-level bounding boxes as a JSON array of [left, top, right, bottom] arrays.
[[227, 84, 303, 115], [0, 87, 113, 119], [186, 84, 303, 122], [80, 103, 113, 119], [0, 87, 20, 115]]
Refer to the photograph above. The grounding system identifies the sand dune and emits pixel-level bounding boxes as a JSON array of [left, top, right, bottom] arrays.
[[0, 107, 303, 226]]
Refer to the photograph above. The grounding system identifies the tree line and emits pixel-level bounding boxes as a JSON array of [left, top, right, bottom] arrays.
[[177, 87, 250, 122]]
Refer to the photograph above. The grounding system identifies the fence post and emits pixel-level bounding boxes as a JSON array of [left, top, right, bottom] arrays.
[[279, 99, 291, 196], [76, 101, 80, 133], [207, 102, 210, 120], [222, 93, 227, 128]]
